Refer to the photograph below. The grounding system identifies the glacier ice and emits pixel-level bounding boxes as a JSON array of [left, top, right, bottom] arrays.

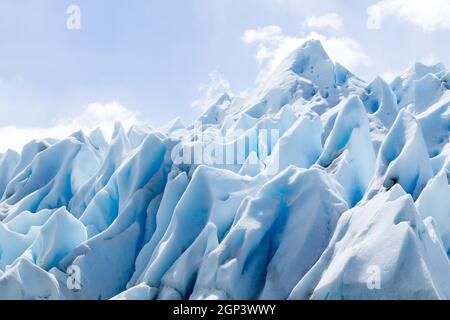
[[289, 185, 450, 300], [0, 40, 449, 300], [316, 95, 376, 207], [366, 109, 434, 200]]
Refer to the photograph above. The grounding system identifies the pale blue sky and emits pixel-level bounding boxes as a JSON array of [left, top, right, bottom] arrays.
[[0, 0, 449, 134]]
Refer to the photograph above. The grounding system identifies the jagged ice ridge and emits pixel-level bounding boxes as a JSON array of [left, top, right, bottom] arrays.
[[0, 40, 449, 300]]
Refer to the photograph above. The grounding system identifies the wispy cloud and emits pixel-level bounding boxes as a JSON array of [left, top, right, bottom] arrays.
[[302, 13, 344, 32], [0, 102, 138, 153], [191, 71, 232, 111], [367, 0, 450, 32], [421, 53, 440, 66]]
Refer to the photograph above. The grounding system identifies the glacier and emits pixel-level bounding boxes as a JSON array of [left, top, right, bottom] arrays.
[[0, 39, 449, 300]]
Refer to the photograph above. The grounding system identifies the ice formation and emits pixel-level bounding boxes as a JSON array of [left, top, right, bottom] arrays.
[[0, 40, 449, 300]]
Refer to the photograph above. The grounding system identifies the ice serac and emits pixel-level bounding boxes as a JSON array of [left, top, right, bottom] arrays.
[[137, 166, 258, 295], [242, 42, 323, 118], [431, 142, 450, 177], [391, 62, 447, 110], [0, 218, 38, 270], [275, 39, 336, 89], [366, 109, 434, 200], [317, 96, 376, 207], [414, 73, 447, 114], [190, 167, 347, 300], [9, 139, 54, 180], [362, 76, 398, 128], [53, 133, 173, 299], [28, 207, 87, 271], [0, 257, 60, 300], [361, 76, 398, 152], [241, 40, 365, 119], [1, 134, 103, 222], [160, 117, 186, 134], [79, 133, 168, 235], [266, 112, 323, 174], [127, 125, 157, 149], [127, 171, 189, 288], [112, 282, 153, 300], [416, 91, 450, 157], [88, 127, 108, 151], [5, 208, 53, 234], [69, 124, 131, 218], [56, 222, 141, 299], [416, 169, 450, 257], [0, 150, 20, 199], [198, 93, 232, 126], [289, 185, 450, 300], [157, 222, 219, 300]]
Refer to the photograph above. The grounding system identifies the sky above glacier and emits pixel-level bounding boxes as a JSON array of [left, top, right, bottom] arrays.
[[1, 0, 450, 152]]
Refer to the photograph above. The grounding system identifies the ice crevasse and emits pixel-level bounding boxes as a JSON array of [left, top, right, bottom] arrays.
[[0, 40, 449, 300]]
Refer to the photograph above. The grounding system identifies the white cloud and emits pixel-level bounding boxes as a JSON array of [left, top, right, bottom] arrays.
[[242, 26, 371, 82], [192, 71, 232, 111], [0, 102, 138, 153], [242, 25, 283, 44], [322, 35, 372, 70], [421, 53, 439, 66], [303, 13, 344, 32], [367, 0, 450, 32]]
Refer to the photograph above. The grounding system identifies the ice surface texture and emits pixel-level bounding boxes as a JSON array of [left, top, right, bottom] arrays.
[[0, 40, 449, 300]]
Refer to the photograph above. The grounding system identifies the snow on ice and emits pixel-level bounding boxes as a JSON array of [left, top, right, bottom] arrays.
[[0, 40, 449, 300]]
